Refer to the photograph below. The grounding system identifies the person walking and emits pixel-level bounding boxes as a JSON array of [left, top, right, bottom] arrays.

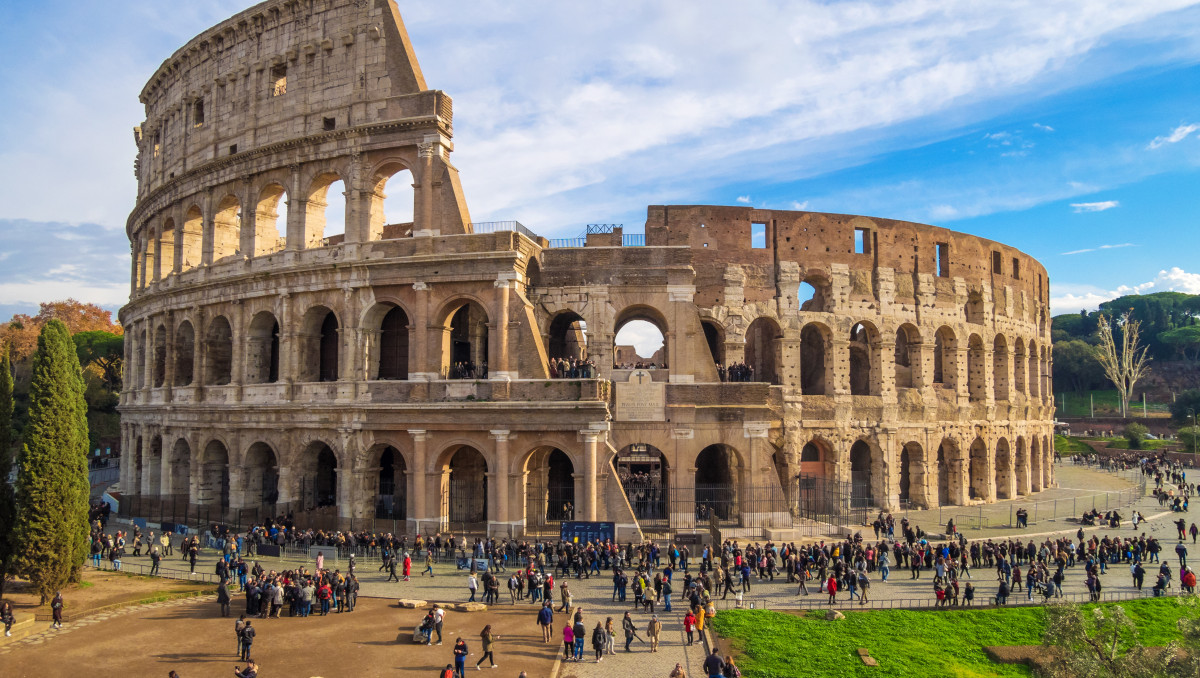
[[475, 624, 499, 669], [683, 609, 697, 646], [452, 637, 468, 678], [50, 591, 64, 630], [622, 611, 638, 651], [217, 578, 232, 617], [2, 601, 16, 637], [825, 575, 838, 605], [234, 614, 247, 657], [537, 602, 554, 642], [423, 550, 435, 577], [403, 552, 412, 581], [1177, 541, 1189, 569], [239, 621, 255, 661], [467, 573, 478, 602], [647, 614, 662, 653], [702, 648, 726, 678]]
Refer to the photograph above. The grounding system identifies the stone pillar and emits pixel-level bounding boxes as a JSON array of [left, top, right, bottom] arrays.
[[286, 164, 306, 251], [410, 282, 435, 380], [491, 276, 513, 380], [580, 431, 601, 522], [409, 430, 429, 525], [163, 312, 175, 399], [831, 338, 851, 395], [276, 465, 295, 505], [200, 191, 216, 266], [490, 430, 511, 531], [878, 340, 896, 400], [415, 140, 436, 236]]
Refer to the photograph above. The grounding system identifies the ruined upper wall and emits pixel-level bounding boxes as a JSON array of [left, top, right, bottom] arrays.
[[133, 0, 437, 199]]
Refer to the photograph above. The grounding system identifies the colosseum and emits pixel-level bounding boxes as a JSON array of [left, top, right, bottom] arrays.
[[117, 0, 1055, 541]]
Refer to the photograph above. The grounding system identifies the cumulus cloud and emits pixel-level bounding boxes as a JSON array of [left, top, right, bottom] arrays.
[[1033, 123, 1055, 132], [789, 200, 810, 211], [1050, 267, 1200, 314], [0, 220, 129, 318], [1070, 200, 1120, 212], [736, 195, 752, 204], [1147, 122, 1200, 149], [614, 319, 664, 358], [1060, 242, 1134, 255]]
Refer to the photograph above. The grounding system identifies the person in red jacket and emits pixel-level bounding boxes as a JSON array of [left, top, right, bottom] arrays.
[[403, 553, 412, 581], [826, 576, 838, 605], [683, 610, 697, 646]]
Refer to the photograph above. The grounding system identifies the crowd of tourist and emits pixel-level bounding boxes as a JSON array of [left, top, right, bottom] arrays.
[[446, 360, 487, 379], [716, 362, 755, 382], [548, 356, 597, 378]]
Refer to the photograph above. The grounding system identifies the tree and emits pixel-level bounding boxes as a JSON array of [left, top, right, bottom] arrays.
[[1038, 601, 1175, 678], [1123, 423, 1148, 450], [73, 330, 124, 392], [1171, 389, 1200, 426], [0, 347, 15, 597], [1053, 340, 1104, 394], [12, 320, 91, 603], [1159, 325, 1200, 361], [1093, 313, 1152, 418]]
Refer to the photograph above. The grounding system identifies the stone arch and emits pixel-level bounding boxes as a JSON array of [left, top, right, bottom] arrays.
[[800, 322, 831, 395], [616, 443, 669, 523], [439, 445, 489, 524], [204, 316, 233, 385], [899, 441, 929, 508], [246, 311, 280, 384], [995, 438, 1013, 500], [849, 321, 880, 396], [298, 305, 340, 382], [968, 437, 991, 501], [363, 302, 411, 380], [547, 310, 588, 361], [894, 324, 921, 389], [243, 442, 280, 508], [936, 438, 964, 506], [368, 161, 416, 241], [1015, 436, 1029, 495], [614, 305, 669, 369], [157, 217, 176, 279], [167, 438, 190, 497], [296, 440, 340, 509], [521, 447, 577, 524], [1013, 338, 1028, 396], [933, 326, 958, 389], [197, 439, 231, 508], [524, 257, 542, 296], [212, 194, 241, 262], [152, 324, 168, 387], [146, 435, 163, 494], [695, 444, 742, 521], [144, 226, 159, 283], [967, 333, 987, 402], [179, 205, 202, 272], [849, 440, 875, 507], [437, 297, 490, 378], [368, 444, 407, 520], [174, 320, 195, 386], [701, 318, 725, 368], [306, 171, 347, 246], [253, 183, 288, 256], [745, 316, 782, 384], [993, 334, 1010, 401]]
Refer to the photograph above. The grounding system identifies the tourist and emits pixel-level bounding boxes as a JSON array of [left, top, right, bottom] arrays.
[[467, 572, 478, 602], [1, 600, 15, 637], [239, 620, 255, 661], [622, 611, 638, 651], [723, 655, 742, 678], [684, 609, 697, 645], [475, 624, 499, 669], [217, 577, 232, 617], [604, 616, 616, 655], [562, 621, 575, 660], [591, 621, 606, 662], [50, 591, 63, 630], [703, 648, 726, 678], [537, 601, 554, 642], [647, 614, 662, 652], [572, 615, 586, 660], [233, 660, 259, 678], [452, 637, 468, 677], [433, 604, 445, 644], [670, 662, 689, 678]]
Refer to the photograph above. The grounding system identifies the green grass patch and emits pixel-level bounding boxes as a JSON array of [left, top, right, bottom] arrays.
[[1102, 438, 1176, 450], [1054, 389, 1172, 417], [1054, 435, 1094, 455], [710, 598, 1191, 678], [76, 581, 94, 589]]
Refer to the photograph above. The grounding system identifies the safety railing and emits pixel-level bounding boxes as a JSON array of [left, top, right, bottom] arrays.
[[712, 588, 1163, 612], [469, 220, 540, 241]]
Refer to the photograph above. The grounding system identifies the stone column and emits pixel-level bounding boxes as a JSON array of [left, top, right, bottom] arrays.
[[415, 140, 436, 236], [831, 338, 851, 395], [491, 276, 513, 380], [163, 312, 175, 398], [201, 190, 216, 265], [286, 164, 306, 251], [410, 282, 435, 380], [580, 430, 601, 522], [409, 430, 429, 526], [490, 430, 511, 531]]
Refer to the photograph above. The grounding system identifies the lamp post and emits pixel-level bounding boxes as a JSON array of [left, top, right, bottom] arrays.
[[1189, 408, 1197, 457]]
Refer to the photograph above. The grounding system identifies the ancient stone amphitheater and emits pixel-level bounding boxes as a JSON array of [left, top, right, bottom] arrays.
[[118, 0, 1055, 540]]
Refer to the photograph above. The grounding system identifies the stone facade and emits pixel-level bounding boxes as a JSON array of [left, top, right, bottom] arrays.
[[118, 0, 1055, 540]]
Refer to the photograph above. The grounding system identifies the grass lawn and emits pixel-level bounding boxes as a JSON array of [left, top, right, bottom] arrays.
[[1095, 438, 1178, 451], [1054, 435, 1094, 455], [1055, 389, 1172, 418], [710, 598, 1192, 678]]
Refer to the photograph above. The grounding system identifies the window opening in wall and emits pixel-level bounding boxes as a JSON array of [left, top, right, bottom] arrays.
[[1037, 274, 1043, 300], [1011, 257, 1020, 280], [193, 100, 204, 126], [614, 320, 666, 369], [751, 222, 767, 249], [322, 179, 347, 241], [323, 117, 336, 131], [991, 251, 1003, 274], [854, 227, 871, 254], [381, 170, 414, 231], [153, 133, 161, 158], [270, 64, 287, 97], [229, 144, 238, 155], [936, 242, 950, 277]]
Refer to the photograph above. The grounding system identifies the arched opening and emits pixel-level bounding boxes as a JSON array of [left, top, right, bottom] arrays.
[[800, 323, 828, 395], [701, 320, 724, 369], [849, 322, 876, 396], [212, 194, 241, 262], [548, 312, 588, 362], [968, 437, 990, 501], [798, 276, 829, 312], [900, 442, 927, 508], [254, 183, 288, 256], [993, 335, 1010, 401], [1027, 341, 1041, 400], [298, 442, 339, 509], [144, 228, 159, 283], [1015, 437, 1029, 495], [695, 444, 739, 521], [306, 173, 346, 247], [246, 312, 280, 384], [967, 334, 987, 402], [180, 206, 202, 272], [524, 258, 542, 296], [376, 305, 410, 380], [152, 324, 167, 387], [936, 440, 962, 506], [444, 446, 488, 524], [174, 321, 195, 386], [850, 441, 873, 507], [204, 316, 233, 385], [933, 326, 957, 389], [616, 443, 669, 524], [441, 300, 489, 378], [745, 317, 782, 384], [158, 219, 176, 278], [375, 445, 407, 520], [894, 324, 920, 389], [198, 440, 230, 509], [546, 449, 575, 522], [146, 436, 163, 495], [244, 442, 280, 508], [369, 165, 415, 240], [995, 438, 1013, 500], [614, 308, 667, 369], [298, 307, 339, 382], [796, 439, 839, 516], [1013, 338, 1028, 396], [167, 439, 190, 497], [965, 291, 985, 325]]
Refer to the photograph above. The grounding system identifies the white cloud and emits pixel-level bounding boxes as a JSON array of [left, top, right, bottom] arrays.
[[1051, 267, 1200, 314], [614, 320, 664, 358], [1070, 200, 1120, 212], [1147, 122, 1199, 149], [736, 195, 751, 204], [1060, 242, 1135, 255], [789, 200, 810, 211], [1033, 123, 1055, 132]]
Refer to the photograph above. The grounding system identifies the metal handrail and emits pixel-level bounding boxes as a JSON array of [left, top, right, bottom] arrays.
[[469, 221, 540, 241]]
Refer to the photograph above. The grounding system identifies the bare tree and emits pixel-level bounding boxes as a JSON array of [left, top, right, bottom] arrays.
[[1093, 312, 1152, 418]]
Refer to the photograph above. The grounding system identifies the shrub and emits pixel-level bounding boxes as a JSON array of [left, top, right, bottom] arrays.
[[1124, 423, 1149, 450]]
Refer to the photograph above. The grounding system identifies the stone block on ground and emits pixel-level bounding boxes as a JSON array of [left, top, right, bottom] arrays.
[[825, 610, 845, 620], [450, 602, 487, 612], [396, 599, 427, 609]]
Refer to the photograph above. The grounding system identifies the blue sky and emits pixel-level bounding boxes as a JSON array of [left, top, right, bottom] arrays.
[[1, 0, 1199, 321]]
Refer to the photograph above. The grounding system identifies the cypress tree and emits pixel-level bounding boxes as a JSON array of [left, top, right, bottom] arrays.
[[13, 320, 91, 602], [0, 346, 15, 597]]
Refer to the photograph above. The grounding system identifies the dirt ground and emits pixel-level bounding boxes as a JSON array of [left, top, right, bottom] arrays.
[[5, 596, 560, 678], [2, 569, 211, 616]]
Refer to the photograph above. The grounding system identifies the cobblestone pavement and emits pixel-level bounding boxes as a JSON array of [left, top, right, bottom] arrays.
[[90, 462, 1198, 676]]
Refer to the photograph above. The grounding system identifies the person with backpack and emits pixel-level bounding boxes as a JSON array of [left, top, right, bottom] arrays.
[[239, 620, 256, 661]]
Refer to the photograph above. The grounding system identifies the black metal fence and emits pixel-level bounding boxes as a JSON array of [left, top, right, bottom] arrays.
[[713, 588, 1166, 612]]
